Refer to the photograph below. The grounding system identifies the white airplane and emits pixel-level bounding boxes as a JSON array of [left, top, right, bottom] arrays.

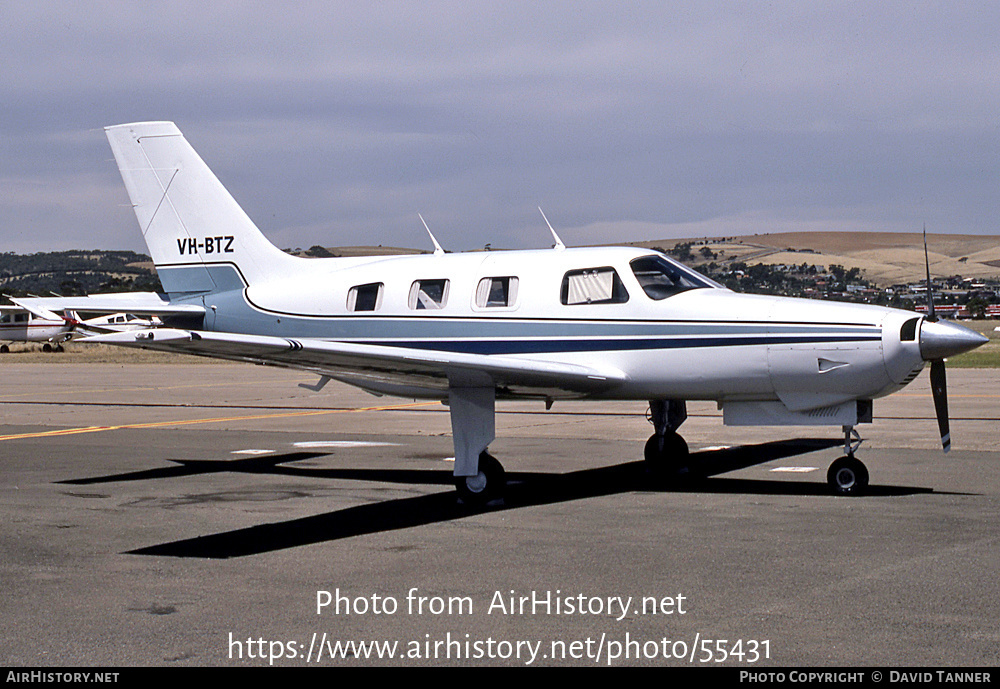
[[0, 305, 74, 352], [20, 121, 988, 503], [0, 301, 159, 353], [79, 312, 162, 331]]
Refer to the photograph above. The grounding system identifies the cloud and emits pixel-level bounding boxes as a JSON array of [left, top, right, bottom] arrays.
[[2, 2, 999, 253]]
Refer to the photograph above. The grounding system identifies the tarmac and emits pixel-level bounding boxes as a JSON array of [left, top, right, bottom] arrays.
[[1, 362, 998, 667]]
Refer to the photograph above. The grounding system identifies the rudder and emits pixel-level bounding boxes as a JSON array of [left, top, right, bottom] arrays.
[[105, 122, 299, 296]]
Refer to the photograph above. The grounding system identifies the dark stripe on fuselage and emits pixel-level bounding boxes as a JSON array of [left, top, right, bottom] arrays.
[[359, 334, 882, 355]]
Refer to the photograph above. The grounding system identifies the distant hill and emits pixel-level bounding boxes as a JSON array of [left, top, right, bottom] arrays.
[[0, 250, 161, 297], [624, 231, 1000, 287], [4, 233, 997, 299], [313, 233, 1000, 287]]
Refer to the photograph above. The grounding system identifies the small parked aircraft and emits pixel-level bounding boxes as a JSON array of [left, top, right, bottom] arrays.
[[0, 301, 159, 352], [0, 305, 74, 352], [19, 122, 988, 502]]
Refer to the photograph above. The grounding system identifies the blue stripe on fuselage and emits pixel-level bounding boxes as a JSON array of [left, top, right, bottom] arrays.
[[358, 334, 882, 355]]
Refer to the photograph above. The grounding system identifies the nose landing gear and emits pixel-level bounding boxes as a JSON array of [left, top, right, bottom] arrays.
[[827, 426, 869, 496]]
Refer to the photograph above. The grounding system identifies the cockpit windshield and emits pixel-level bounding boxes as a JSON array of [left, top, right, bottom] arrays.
[[629, 254, 721, 300]]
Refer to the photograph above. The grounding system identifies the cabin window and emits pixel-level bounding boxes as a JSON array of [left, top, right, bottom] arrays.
[[347, 282, 384, 312], [630, 254, 716, 300], [475, 276, 519, 308], [14, 313, 28, 323], [560, 267, 629, 305], [408, 279, 450, 310], [0, 314, 9, 324]]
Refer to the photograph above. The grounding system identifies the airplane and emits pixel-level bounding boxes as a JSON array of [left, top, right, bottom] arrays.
[[18, 121, 989, 504], [0, 305, 74, 352], [77, 312, 162, 331], [0, 301, 159, 353]]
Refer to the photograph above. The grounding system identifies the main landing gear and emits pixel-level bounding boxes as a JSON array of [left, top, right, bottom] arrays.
[[454, 451, 505, 507], [448, 386, 504, 507], [645, 400, 693, 482], [827, 426, 869, 496]]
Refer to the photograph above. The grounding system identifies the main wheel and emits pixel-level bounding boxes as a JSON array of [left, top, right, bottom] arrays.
[[644, 432, 691, 480], [827, 456, 869, 496], [455, 452, 505, 506]]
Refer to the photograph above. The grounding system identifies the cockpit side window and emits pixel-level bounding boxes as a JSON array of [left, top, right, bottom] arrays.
[[630, 254, 718, 300], [560, 267, 629, 305]]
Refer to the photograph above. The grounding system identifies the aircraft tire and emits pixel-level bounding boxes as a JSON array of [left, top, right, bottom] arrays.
[[0, 345, 8, 353], [42, 343, 52, 353], [455, 452, 505, 507], [644, 432, 690, 480], [827, 456, 869, 497]]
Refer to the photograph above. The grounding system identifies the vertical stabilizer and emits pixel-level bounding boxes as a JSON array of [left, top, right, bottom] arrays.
[[105, 122, 299, 296]]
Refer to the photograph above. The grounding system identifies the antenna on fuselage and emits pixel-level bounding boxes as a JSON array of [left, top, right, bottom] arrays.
[[418, 214, 445, 256], [538, 207, 566, 250]]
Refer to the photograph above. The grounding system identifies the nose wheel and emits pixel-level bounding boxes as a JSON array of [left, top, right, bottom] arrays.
[[827, 426, 869, 496], [827, 456, 869, 496]]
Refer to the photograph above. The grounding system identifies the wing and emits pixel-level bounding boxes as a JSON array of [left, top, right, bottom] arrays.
[[12, 293, 205, 318], [80, 328, 628, 398]]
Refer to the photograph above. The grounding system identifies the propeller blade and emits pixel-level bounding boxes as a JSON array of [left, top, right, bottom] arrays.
[[923, 224, 937, 322], [930, 359, 950, 453]]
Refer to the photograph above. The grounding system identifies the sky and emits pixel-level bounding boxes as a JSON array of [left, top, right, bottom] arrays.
[[2, 1, 999, 255]]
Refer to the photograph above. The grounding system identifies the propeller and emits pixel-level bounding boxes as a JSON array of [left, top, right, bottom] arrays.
[[918, 227, 988, 452]]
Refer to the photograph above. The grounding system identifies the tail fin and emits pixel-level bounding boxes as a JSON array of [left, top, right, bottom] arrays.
[[105, 122, 299, 297]]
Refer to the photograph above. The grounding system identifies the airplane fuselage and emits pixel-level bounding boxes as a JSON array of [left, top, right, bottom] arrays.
[[0, 314, 69, 345], [156, 245, 926, 410]]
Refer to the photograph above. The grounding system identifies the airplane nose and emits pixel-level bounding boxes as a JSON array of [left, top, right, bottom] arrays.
[[919, 319, 989, 361]]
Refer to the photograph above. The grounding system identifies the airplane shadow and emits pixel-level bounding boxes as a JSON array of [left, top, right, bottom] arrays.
[[58, 452, 334, 485], [52, 437, 944, 559]]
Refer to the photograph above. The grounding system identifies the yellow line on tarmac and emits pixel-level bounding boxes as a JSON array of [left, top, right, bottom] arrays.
[[0, 375, 316, 400], [0, 401, 438, 442]]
